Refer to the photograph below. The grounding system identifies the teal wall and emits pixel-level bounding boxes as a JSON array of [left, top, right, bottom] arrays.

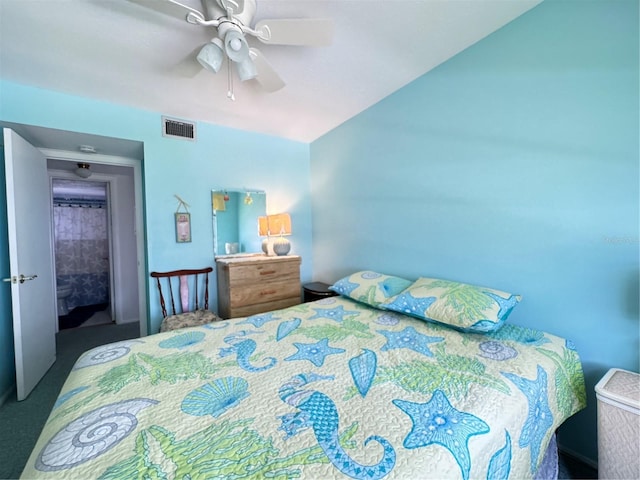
[[310, 0, 639, 464], [0, 81, 313, 398]]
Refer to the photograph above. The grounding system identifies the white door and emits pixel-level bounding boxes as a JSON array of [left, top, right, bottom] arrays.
[[3, 128, 56, 401]]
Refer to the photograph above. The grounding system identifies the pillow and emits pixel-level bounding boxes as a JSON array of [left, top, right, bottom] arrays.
[[329, 271, 413, 308], [382, 277, 521, 333]]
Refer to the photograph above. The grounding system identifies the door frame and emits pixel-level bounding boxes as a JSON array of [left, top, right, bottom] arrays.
[[42, 148, 148, 336]]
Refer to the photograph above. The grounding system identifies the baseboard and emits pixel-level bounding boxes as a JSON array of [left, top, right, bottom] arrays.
[[0, 384, 16, 408], [558, 444, 598, 470], [116, 317, 139, 325]]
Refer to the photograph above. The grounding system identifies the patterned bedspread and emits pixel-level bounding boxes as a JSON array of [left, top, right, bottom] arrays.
[[22, 296, 586, 479]]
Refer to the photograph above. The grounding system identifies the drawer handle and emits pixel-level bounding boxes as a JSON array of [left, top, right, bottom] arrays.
[[261, 289, 277, 295], [259, 270, 276, 275]]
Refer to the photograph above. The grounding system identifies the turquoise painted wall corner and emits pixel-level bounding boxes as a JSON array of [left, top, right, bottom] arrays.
[[310, 0, 639, 464]]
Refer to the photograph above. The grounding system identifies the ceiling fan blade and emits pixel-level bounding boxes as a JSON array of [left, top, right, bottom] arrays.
[[254, 18, 334, 47], [249, 48, 285, 92], [173, 45, 206, 77], [127, 0, 205, 23]]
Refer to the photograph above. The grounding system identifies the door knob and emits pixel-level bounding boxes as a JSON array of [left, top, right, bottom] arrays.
[[2, 274, 38, 284]]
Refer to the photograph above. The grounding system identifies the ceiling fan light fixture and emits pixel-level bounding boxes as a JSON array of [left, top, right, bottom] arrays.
[[224, 29, 250, 63], [228, 37, 242, 51], [197, 39, 224, 73], [235, 57, 257, 81], [131, 0, 334, 97], [75, 163, 92, 179]]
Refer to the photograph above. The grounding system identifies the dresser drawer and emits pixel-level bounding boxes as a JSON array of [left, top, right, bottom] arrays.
[[228, 297, 301, 319], [229, 279, 300, 307], [227, 260, 299, 286], [216, 255, 302, 319]]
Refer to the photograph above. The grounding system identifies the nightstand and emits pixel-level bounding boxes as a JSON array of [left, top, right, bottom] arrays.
[[216, 255, 301, 319], [303, 282, 338, 302]]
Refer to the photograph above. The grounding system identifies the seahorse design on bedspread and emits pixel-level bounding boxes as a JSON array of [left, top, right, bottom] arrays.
[[219, 330, 276, 372], [278, 373, 396, 480]]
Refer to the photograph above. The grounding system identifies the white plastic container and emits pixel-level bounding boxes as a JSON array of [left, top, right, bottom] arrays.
[[595, 368, 640, 480]]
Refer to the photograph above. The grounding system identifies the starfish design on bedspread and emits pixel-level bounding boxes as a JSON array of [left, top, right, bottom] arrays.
[[239, 312, 279, 328], [330, 278, 359, 296], [308, 305, 359, 323], [285, 338, 346, 367], [502, 365, 553, 474], [392, 390, 489, 480], [377, 326, 443, 357], [486, 292, 520, 319], [383, 291, 437, 316]]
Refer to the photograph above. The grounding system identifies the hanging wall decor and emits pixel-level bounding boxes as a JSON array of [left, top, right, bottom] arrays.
[[174, 195, 192, 243]]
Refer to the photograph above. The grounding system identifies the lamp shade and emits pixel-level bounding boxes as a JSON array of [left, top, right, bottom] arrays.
[[258, 216, 270, 236], [197, 39, 224, 73], [235, 57, 257, 82], [268, 213, 291, 236]]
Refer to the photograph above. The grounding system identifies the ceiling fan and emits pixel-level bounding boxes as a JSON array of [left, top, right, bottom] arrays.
[[129, 0, 334, 99]]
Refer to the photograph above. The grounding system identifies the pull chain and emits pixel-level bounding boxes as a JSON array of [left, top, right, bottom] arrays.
[[227, 57, 235, 101]]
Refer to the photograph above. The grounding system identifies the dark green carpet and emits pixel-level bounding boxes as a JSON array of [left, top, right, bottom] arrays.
[[0, 322, 139, 480]]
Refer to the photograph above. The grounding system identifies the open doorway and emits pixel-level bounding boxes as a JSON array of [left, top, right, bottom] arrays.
[[46, 155, 144, 336], [52, 178, 113, 330]]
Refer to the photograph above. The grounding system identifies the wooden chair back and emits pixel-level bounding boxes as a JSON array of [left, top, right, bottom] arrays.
[[150, 267, 213, 318]]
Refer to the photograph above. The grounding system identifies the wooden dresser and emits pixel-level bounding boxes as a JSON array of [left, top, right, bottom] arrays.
[[216, 255, 301, 319]]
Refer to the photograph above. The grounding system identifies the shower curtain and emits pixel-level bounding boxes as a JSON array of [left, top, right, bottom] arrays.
[[54, 204, 109, 311]]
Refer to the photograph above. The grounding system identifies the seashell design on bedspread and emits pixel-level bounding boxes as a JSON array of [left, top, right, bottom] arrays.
[[158, 330, 205, 349], [72, 340, 144, 370], [22, 295, 587, 480], [349, 349, 377, 397], [478, 340, 518, 361], [35, 399, 158, 471], [181, 376, 250, 417]]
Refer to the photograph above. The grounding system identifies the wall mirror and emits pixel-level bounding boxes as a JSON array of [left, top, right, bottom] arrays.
[[212, 189, 266, 257]]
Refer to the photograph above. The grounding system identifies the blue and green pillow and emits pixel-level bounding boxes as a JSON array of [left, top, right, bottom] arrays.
[[330, 271, 412, 308], [381, 277, 521, 333]]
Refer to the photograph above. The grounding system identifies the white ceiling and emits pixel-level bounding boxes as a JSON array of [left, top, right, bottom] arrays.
[[0, 0, 542, 143]]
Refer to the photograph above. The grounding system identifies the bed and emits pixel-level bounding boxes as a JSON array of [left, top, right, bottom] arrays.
[[22, 271, 586, 479]]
